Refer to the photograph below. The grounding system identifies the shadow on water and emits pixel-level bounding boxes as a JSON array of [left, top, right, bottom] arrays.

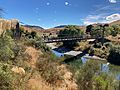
[[52, 46, 71, 53], [63, 47, 90, 63]]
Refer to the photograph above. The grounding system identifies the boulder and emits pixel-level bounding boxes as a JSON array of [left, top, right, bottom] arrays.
[[11, 66, 25, 75]]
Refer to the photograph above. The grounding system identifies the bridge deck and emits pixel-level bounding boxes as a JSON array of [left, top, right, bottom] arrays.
[[44, 36, 98, 43]]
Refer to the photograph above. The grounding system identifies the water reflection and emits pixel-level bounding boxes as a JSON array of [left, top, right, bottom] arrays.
[[101, 64, 109, 73], [81, 57, 88, 64], [52, 49, 120, 80], [51, 50, 64, 57]]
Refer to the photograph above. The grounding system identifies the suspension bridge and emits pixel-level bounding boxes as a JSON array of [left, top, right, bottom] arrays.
[[43, 35, 98, 43]]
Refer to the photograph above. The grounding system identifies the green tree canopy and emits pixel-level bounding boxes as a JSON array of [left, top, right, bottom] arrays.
[[108, 45, 120, 65], [86, 25, 94, 33], [58, 25, 84, 37], [58, 25, 84, 48]]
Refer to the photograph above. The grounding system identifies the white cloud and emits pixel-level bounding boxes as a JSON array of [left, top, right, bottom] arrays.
[[82, 13, 120, 25], [84, 15, 104, 20], [83, 21, 97, 25], [109, 0, 117, 3], [82, 14, 106, 25], [106, 13, 120, 22]]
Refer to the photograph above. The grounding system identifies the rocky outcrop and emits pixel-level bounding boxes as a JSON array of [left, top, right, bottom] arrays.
[[0, 19, 19, 34], [11, 66, 25, 75]]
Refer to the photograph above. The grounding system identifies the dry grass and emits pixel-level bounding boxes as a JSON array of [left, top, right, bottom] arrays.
[[74, 41, 90, 51], [25, 46, 43, 68]]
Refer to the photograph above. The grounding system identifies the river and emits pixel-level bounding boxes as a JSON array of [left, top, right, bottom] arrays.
[[46, 43, 120, 80]]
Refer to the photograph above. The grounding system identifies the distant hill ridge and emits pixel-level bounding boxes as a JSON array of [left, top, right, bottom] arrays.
[[0, 18, 120, 35], [23, 25, 44, 30], [54, 25, 81, 28], [110, 20, 120, 25]]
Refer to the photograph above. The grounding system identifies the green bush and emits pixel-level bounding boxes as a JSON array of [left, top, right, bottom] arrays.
[[0, 63, 13, 90], [0, 34, 15, 61], [75, 60, 100, 90], [72, 60, 119, 90]]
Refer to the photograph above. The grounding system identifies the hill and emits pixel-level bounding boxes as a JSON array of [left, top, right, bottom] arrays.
[[46, 25, 86, 35], [110, 20, 120, 25], [21, 25, 45, 35], [54, 25, 68, 28], [23, 25, 44, 30]]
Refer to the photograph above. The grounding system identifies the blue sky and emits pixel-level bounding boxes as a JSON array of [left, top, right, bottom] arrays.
[[0, 0, 120, 28]]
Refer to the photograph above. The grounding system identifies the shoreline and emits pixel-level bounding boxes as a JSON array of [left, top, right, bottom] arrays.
[[46, 43, 106, 61]]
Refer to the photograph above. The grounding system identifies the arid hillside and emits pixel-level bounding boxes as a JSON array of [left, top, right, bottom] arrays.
[[110, 20, 120, 25]]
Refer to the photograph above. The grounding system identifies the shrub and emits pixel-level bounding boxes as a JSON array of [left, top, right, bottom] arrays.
[[30, 31, 37, 39], [94, 42, 102, 48], [0, 63, 13, 90], [93, 73, 118, 90], [73, 60, 119, 90], [0, 34, 15, 61], [75, 41, 90, 51], [75, 60, 100, 90], [36, 54, 63, 85], [108, 45, 120, 65]]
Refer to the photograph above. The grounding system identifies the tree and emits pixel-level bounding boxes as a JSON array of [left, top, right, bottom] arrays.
[[90, 25, 102, 38], [101, 24, 109, 46], [86, 25, 94, 34], [30, 31, 37, 39], [58, 25, 84, 48], [90, 24, 109, 45], [58, 25, 84, 37], [108, 45, 120, 65], [111, 25, 120, 36]]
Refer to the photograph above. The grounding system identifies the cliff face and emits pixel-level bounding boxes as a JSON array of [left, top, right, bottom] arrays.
[[0, 19, 19, 34]]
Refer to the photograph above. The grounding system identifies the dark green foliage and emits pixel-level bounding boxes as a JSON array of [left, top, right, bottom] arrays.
[[86, 25, 94, 34], [30, 31, 37, 39], [90, 24, 120, 38], [108, 45, 120, 65], [58, 25, 84, 48], [90, 26, 103, 38], [111, 25, 120, 36], [94, 42, 102, 48], [58, 25, 84, 37], [0, 63, 13, 90]]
